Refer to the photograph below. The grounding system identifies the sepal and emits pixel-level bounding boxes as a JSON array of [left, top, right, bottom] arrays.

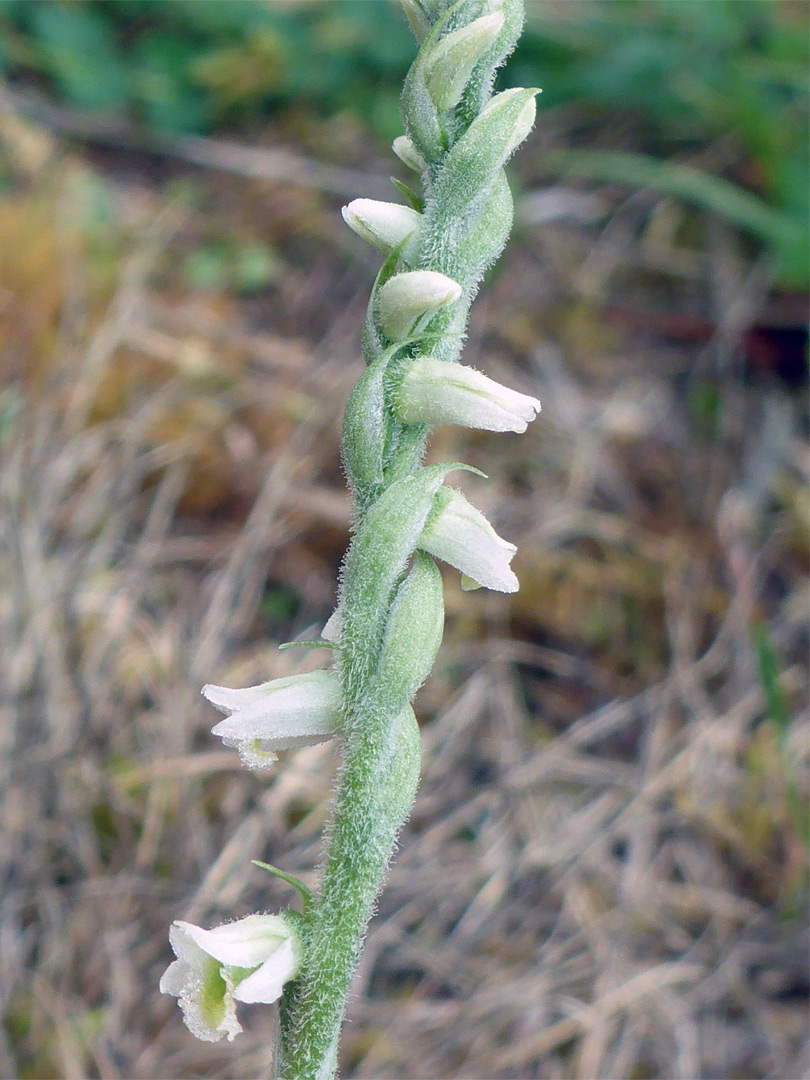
[[400, 0, 431, 42], [375, 552, 444, 705], [428, 87, 539, 217]]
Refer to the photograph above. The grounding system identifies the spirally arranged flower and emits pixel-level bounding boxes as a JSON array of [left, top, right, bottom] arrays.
[[203, 669, 341, 768], [159, 914, 299, 1042], [419, 486, 519, 593]]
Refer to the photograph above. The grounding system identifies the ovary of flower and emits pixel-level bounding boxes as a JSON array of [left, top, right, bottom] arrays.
[[203, 669, 341, 768], [418, 487, 518, 592], [396, 357, 540, 432], [159, 914, 299, 1043]]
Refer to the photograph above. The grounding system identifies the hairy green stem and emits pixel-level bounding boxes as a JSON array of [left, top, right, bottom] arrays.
[[275, 2, 531, 1075]]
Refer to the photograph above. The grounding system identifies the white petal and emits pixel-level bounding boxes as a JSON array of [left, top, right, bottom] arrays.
[[175, 915, 290, 969], [168, 920, 207, 968], [202, 680, 281, 713], [232, 938, 298, 1004], [419, 488, 519, 593], [392, 135, 425, 173]]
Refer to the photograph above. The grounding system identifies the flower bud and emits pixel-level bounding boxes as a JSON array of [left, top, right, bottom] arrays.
[[378, 269, 462, 341], [160, 913, 299, 1042], [418, 486, 518, 592], [375, 552, 444, 705], [203, 669, 341, 768], [396, 357, 540, 432], [400, 0, 430, 42], [341, 199, 422, 264], [392, 135, 426, 174], [498, 91, 538, 161], [429, 87, 539, 217], [425, 12, 505, 111]]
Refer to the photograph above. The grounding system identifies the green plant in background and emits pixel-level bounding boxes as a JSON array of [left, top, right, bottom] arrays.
[[0, 0, 806, 282], [510, 0, 810, 286], [157, 0, 540, 1075]]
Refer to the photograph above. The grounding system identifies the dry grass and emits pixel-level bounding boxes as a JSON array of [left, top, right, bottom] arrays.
[[0, 114, 807, 1080]]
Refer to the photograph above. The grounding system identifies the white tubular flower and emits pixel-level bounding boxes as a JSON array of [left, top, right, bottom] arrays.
[[203, 669, 341, 769], [378, 270, 462, 341], [159, 914, 299, 1043], [396, 357, 541, 432], [392, 134, 426, 174], [341, 199, 421, 264], [425, 12, 505, 111], [418, 487, 518, 592]]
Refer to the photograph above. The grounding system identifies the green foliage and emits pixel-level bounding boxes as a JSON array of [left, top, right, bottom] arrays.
[[0, 1, 805, 280], [511, 0, 809, 284]]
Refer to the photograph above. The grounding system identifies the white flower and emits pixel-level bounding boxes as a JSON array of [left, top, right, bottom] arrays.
[[203, 669, 341, 769], [425, 11, 505, 111], [159, 914, 299, 1043], [341, 199, 422, 263], [378, 270, 462, 341], [418, 487, 518, 592], [392, 135, 426, 174], [396, 357, 541, 432]]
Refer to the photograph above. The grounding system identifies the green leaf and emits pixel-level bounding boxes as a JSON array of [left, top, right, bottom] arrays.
[[31, 4, 128, 111]]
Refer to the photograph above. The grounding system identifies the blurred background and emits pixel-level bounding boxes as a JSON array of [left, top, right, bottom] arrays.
[[0, 1, 807, 1077]]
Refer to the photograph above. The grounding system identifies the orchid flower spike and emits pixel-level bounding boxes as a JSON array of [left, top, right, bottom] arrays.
[[160, 914, 299, 1042], [203, 669, 341, 769], [418, 486, 519, 592], [396, 357, 540, 432]]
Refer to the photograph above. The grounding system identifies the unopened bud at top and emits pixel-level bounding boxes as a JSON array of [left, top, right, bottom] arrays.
[[377, 270, 462, 341], [342, 199, 422, 264], [424, 11, 505, 111], [393, 135, 426, 174], [396, 358, 540, 433]]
